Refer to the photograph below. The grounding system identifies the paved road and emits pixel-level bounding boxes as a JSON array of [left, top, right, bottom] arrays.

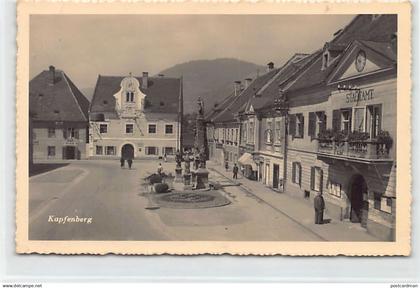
[[29, 160, 169, 240], [29, 160, 322, 241]]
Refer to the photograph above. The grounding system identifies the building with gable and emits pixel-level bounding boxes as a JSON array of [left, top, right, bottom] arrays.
[[206, 14, 397, 241], [89, 72, 182, 159], [281, 14, 397, 240], [237, 53, 318, 190], [29, 66, 90, 161], [206, 63, 280, 173]]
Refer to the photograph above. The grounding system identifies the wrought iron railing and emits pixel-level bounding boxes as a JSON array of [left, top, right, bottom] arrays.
[[317, 139, 391, 159]]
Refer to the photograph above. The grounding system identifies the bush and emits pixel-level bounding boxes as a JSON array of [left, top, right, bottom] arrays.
[[376, 130, 393, 149], [148, 173, 163, 184], [347, 131, 370, 142], [154, 183, 169, 193]]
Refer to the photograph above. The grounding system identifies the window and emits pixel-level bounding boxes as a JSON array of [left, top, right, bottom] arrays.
[[64, 128, 78, 139], [374, 193, 392, 213], [96, 146, 103, 155], [47, 146, 55, 157], [341, 109, 352, 134], [367, 105, 382, 138], [165, 124, 173, 134], [148, 124, 156, 134], [249, 121, 255, 143], [264, 129, 273, 144], [292, 162, 302, 186], [327, 181, 342, 197], [125, 124, 134, 134], [99, 124, 108, 134], [106, 146, 116, 155], [310, 166, 323, 192], [145, 146, 158, 155], [242, 123, 248, 142], [289, 114, 304, 138], [126, 92, 134, 102], [308, 112, 326, 139], [353, 107, 366, 132], [164, 147, 174, 155], [275, 119, 283, 142], [48, 128, 55, 138]]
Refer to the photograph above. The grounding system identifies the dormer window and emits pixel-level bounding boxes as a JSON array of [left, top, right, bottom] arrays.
[[126, 92, 134, 102]]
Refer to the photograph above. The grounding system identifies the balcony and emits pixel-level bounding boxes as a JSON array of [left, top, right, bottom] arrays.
[[317, 130, 393, 162]]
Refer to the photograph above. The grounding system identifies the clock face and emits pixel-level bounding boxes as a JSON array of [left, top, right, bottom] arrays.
[[355, 50, 367, 72]]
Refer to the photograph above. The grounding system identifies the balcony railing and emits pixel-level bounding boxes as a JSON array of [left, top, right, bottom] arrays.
[[317, 139, 391, 160]]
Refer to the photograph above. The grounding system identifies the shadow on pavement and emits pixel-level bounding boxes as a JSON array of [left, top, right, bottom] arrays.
[[29, 163, 69, 177]]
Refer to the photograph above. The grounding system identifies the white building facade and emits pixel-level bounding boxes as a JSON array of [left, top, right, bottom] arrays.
[[89, 73, 182, 159]]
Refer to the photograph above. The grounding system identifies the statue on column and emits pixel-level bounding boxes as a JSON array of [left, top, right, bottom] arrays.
[[197, 97, 204, 116]]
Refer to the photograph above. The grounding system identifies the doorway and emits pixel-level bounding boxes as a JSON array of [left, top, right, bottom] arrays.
[[273, 164, 280, 189], [63, 146, 76, 160], [349, 174, 369, 228], [121, 144, 135, 160]]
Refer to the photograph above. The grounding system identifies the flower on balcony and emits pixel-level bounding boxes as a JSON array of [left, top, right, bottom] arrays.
[[317, 129, 347, 142], [375, 130, 393, 150], [317, 129, 334, 141], [347, 131, 370, 142]]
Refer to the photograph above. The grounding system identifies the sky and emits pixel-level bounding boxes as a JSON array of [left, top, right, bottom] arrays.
[[30, 14, 355, 92]]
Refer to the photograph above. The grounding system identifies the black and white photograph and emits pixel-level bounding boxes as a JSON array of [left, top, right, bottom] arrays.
[[15, 3, 411, 255]]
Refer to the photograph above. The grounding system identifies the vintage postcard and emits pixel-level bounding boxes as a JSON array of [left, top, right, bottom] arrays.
[[16, 1, 411, 255]]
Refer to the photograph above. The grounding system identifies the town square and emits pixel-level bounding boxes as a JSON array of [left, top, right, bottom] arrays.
[[28, 13, 397, 242]]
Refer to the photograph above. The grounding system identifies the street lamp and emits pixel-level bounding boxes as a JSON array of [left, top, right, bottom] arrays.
[[337, 84, 360, 92], [274, 87, 289, 193], [274, 89, 288, 114]]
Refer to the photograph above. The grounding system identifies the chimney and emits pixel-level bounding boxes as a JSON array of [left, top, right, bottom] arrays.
[[48, 65, 55, 85], [244, 78, 252, 89], [142, 72, 149, 89], [234, 81, 242, 96], [267, 62, 274, 72]]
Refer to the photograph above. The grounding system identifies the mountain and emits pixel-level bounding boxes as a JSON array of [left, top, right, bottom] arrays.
[[158, 58, 266, 114]]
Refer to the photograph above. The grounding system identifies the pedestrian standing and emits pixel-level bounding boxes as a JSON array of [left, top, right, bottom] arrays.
[[164, 153, 167, 162], [225, 161, 229, 172], [314, 192, 325, 224], [120, 157, 125, 168], [233, 163, 239, 179], [127, 159, 133, 169], [157, 163, 163, 175]]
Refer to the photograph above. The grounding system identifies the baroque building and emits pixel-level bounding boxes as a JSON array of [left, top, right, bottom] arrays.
[[89, 72, 182, 159]]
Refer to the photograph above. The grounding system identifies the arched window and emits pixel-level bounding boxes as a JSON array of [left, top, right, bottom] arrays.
[[264, 129, 273, 144], [126, 92, 134, 102]]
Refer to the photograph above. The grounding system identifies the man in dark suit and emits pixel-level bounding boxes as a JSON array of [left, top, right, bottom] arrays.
[[314, 192, 325, 224]]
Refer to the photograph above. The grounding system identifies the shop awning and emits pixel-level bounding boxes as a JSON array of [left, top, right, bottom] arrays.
[[238, 152, 257, 170]]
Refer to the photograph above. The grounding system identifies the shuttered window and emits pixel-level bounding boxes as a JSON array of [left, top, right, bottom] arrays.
[[289, 113, 304, 138], [308, 112, 316, 138], [332, 109, 341, 132], [288, 114, 296, 138], [296, 114, 304, 138]]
